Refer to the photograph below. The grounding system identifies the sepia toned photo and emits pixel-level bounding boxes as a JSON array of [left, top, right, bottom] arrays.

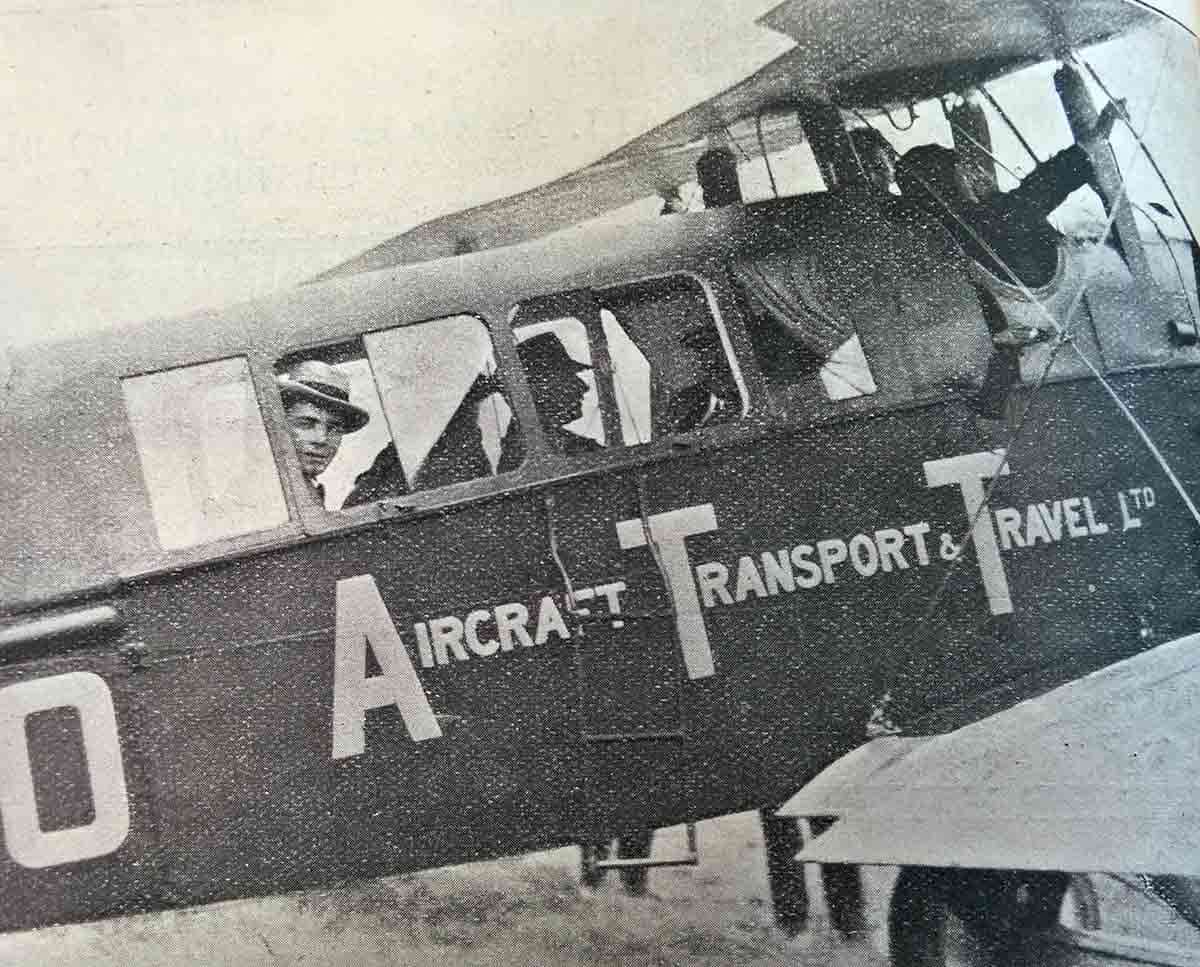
[[2, 1, 1198, 963]]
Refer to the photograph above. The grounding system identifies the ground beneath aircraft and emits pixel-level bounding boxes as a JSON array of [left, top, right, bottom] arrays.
[[0, 811, 896, 966], [1, 811, 1191, 965]]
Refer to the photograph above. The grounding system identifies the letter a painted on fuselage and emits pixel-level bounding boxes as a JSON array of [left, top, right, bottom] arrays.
[[332, 575, 441, 760]]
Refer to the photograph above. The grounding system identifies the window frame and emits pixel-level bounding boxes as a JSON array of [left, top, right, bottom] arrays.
[[121, 353, 306, 576], [509, 289, 621, 449], [605, 267, 753, 426], [508, 268, 755, 453], [273, 308, 545, 535]]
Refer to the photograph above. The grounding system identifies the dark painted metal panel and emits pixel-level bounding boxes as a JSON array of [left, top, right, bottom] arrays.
[[6, 361, 1198, 933]]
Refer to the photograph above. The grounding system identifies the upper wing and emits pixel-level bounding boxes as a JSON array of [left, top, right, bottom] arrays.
[[760, 0, 1155, 104], [313, 0, 1155, 281], [309, 50, 815, 281], [779, 632, 1200, 876]]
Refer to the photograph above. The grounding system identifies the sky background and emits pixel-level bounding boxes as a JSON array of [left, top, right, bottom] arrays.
[[1, 0, 1197, 351]]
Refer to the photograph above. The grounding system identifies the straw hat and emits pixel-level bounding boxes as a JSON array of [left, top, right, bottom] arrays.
[[277, 360, 370, 433]]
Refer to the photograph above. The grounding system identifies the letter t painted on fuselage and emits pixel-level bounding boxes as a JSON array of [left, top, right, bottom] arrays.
[[616, 504, 719, 679], [924, 450, 1013, 615]]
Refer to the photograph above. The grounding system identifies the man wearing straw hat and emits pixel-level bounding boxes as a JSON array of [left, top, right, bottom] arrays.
[[277, 360, 370, 504]]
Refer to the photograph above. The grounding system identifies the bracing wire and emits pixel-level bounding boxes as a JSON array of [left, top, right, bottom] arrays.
[[940, 103, 1029, 184], [976, 84, 1041, 166], [897, 162, 1120, 626], [723, 125, 753, 164], [1067, 342, 1200, 528], [755, 109, 780, 199], [843, 120, 869, 182]]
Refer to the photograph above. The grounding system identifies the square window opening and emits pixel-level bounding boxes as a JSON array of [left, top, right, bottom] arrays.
[[277, 317, 520, 511], [123, 357, 289, 550]]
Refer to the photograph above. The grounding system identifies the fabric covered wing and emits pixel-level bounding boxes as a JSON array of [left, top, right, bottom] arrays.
[[778, 632, 1200, 875]]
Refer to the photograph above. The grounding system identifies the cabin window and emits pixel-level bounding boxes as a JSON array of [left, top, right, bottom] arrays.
[[598, 276, 743, 439], [362, 316, 516, 495], [122, 357, 289, 550], [510, 295, 608, 457], [275, 319, 518, 511], [511, 275, 744, 454]]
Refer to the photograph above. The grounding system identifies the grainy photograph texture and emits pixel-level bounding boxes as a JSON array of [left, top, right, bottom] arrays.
[[1, 1, 1199, 964]]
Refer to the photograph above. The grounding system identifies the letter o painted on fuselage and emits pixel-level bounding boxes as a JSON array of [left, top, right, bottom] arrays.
[[848, 534, 880, 577], [0, 672, 130, 869]]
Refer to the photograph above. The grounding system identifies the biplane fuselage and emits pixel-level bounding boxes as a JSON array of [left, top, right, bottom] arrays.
[[3, 0, 1199, 938], [3, 184, 1198, 932]]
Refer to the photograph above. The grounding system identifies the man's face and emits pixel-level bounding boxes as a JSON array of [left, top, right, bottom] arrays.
[[285, 400, 345, 480], [530, 367, 589, 429]]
